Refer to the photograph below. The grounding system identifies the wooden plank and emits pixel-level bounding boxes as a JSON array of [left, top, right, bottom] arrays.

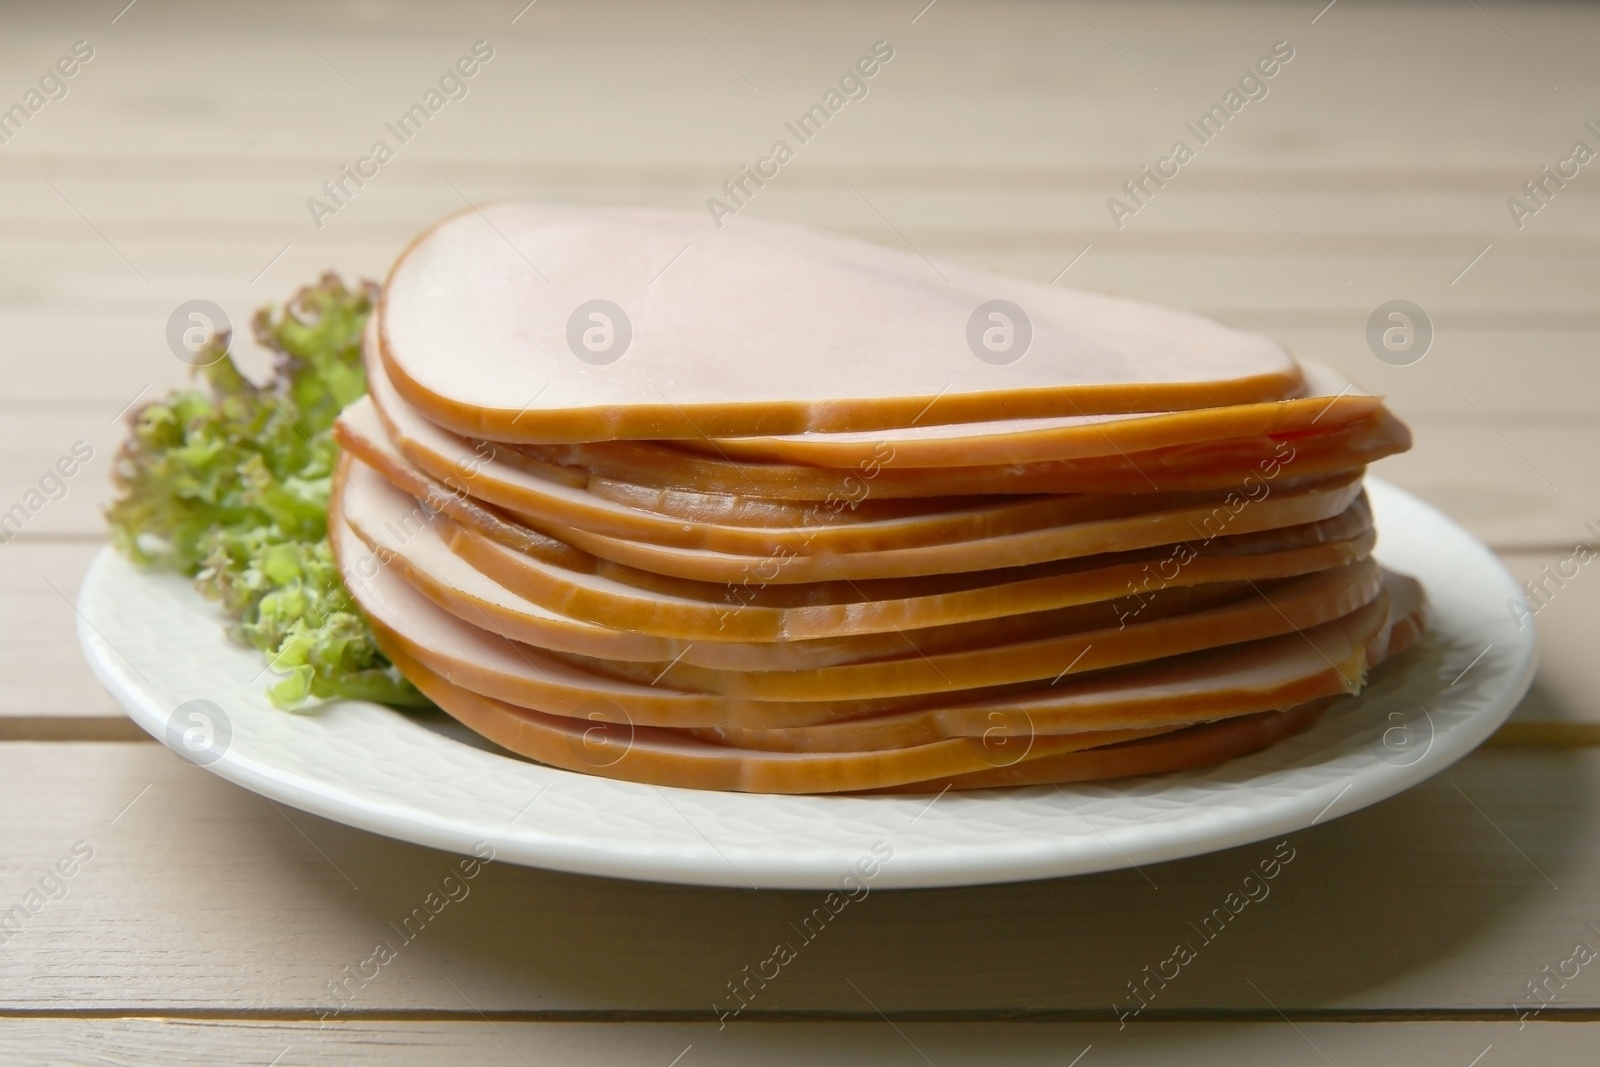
[[0, 742, 1596, 1014], [0, 414, 128, 538], [4, 310, 1597, 426], [5, 242, 1596, 326], [0, 543, 131, 727], [3, 156, 1600, 192], [1499, 551, 1600, 737], [4, 250, 1595, 424], [0, 1019, 1592, 1067], [5, 228, 1593, 307], [5, 179, 1599, 240], [1, 1, 1597, 171], [1269, 330, 1600, 418], [6, 406, 1588, 547], [1372, 422, 1599, 550], [2, 539, 1593, 729]]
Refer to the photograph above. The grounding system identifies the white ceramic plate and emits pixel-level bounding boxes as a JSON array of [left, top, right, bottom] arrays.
[[78, 479, 1534, 889]]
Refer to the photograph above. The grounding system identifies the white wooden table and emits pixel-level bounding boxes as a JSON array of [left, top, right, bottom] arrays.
[[3, 1, 1598, 1062]]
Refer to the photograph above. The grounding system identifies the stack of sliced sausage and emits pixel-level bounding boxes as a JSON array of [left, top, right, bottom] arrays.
[[331, 204, 1427, 794]]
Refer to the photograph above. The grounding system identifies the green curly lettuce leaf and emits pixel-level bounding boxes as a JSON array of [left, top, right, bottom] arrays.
[[106, 273, 428, 711]]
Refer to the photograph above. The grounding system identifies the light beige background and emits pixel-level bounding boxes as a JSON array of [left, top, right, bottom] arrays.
[[1, 1, 1596, 1062]]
